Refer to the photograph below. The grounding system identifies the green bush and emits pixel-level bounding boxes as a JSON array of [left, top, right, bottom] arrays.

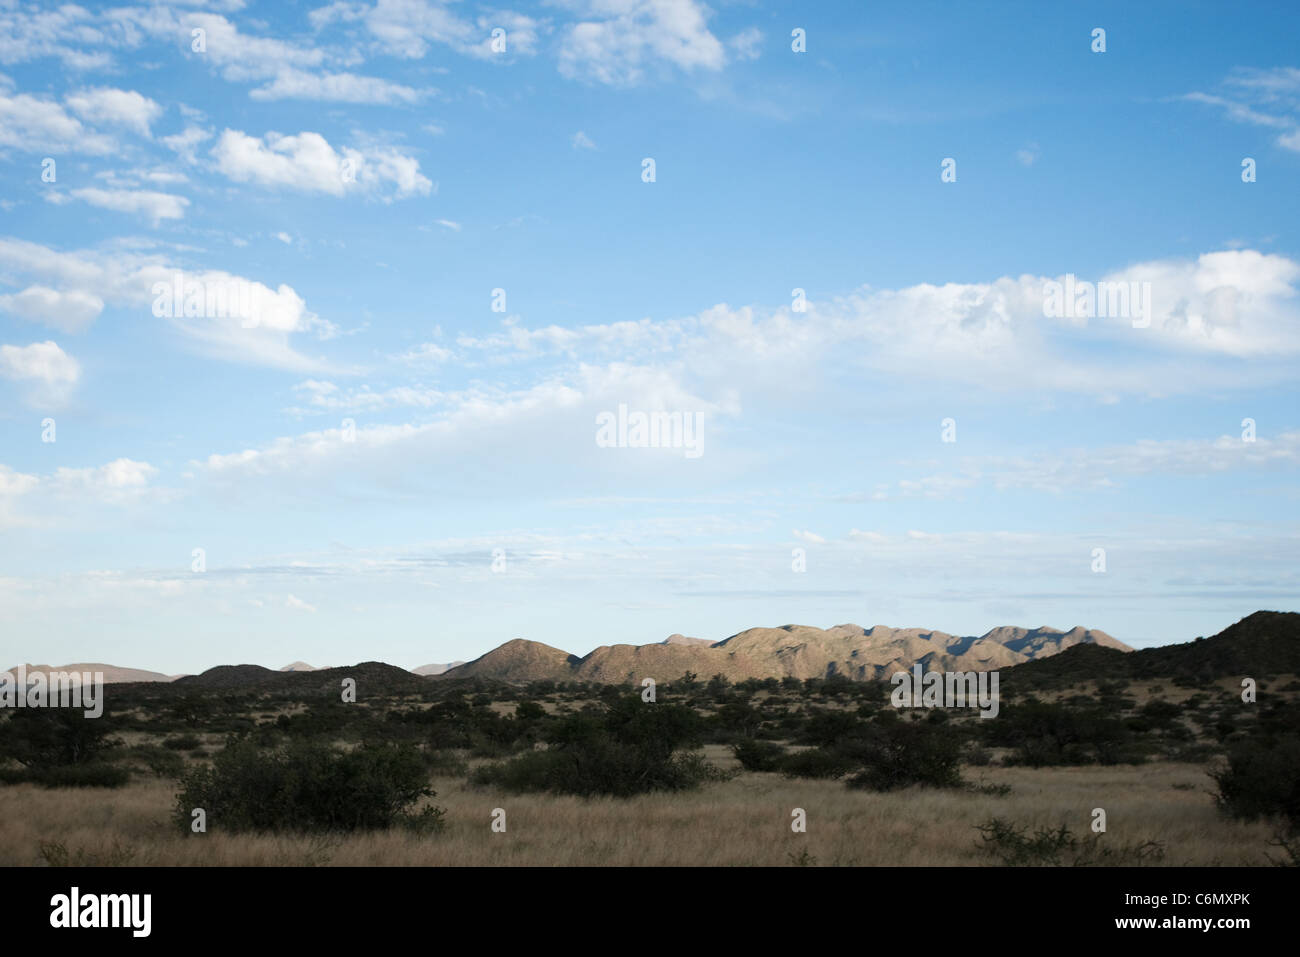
[[23, 763, 131, 788], [844, 721, 963, 791], [472, 696, 716, 797], [732, 738, 786, 772], [0, 708, 120, 768], [162, 734, 202, 751], [983, 701, 1140, 767], [129, 745, 185, 779], [1212, 734, 1300, 830], [975, 817, 1165, 866], [173, 738, 444, 834], [778, 747, 853, 779]]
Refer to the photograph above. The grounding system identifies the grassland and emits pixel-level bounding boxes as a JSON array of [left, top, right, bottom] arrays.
[[0, 751, 1287, 867], [2, 665, 1296, 867]]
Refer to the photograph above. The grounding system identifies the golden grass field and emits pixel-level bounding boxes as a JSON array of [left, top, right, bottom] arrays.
[[0, 749, 1286, 867]]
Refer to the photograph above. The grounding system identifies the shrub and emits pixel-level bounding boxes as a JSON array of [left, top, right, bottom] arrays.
[[129, 745, 185, 779], [779, 747, 853, 779], [173, 738, 443, 834], [162, 734, 202, 751], [1212, 735, 1300, 830], [732, 738, 786, 772], [797, 709, 863, 747], [471, 695, 716, 797], [39, 839, 137, 866], [22, 763, 131, 788], [983, 701, 1139, 767], [0, 708, 120, 768], [844, 721, 963, 791], [975, 817, 1165, 866]]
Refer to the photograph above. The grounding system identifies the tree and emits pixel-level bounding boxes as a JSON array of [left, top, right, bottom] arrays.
[[0, 708, 119, 768]]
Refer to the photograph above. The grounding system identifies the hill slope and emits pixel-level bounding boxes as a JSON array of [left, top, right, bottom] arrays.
[[1005, 610, 1300, 688]]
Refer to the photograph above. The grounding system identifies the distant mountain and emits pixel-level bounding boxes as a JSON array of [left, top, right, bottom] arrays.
[[660, 634, 715, 647], [171, 661, 428, 695], [5, 663, 181, 684], [1005, 610, 1300, 687], [436, 622, 1131, 685], [412, 661, 466, 676], [174, 664, 282, 689], [73, 611, 1299, 694], [444, 639, 581, 683], [279, 661, 318, 672]]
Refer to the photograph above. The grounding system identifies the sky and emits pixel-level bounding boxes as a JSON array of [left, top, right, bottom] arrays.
[[0, 0, 1298, 674]]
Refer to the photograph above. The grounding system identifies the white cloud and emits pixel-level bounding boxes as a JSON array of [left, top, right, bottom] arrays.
[[0, 238, 337, 371], [53, 459, 159, 499], [0, 4, 118, 71], [287, 379, 444, 413], [361, 1, 543, 61], [0, 286, 103, 333], [0, 340, 80, 405], [161, 126, 213, 165], [837, 431, 1300, 501], [115, 8, 421, 106], [461, 248, 1300, 396], [65, 88, 162, 137], [728, 26, 762, 62], [249, 68, 429, 104], [0, 465, 39, 499], [1183, 68, 1300, 153], [572, 130, 597, 150], [286, 594, 318, 613], [167, 11, 324, 82], [0, 90, 115, 153], [61, 187, 189, 225], [558, 0, 728, 85], [399, 341, 453, 362], [0, 339, 78, 383], [212, 129, 432, 199]]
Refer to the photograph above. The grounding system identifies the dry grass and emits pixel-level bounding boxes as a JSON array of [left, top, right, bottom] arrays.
[[0, 759, 1283, 866]]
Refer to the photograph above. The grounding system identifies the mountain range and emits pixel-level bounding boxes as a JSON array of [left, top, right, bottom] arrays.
[[433, 623, 1132, 685], [8, 612, 1295, 692]]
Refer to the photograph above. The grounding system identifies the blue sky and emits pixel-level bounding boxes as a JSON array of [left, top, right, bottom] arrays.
[[1, 0, 1297, 674]]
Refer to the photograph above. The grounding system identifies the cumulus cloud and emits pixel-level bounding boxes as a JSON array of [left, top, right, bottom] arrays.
[[0, 340, 80, 405], [456, 248, 1300, 397], [160, 125, 213, 165], [0, 4, 118, 70], [65, 88, 162, 137], [212, 129, 432, 199], [0, 238, 337, 371], [0, 286, 104, 333], [0, 90, 115, 153], [362, 1, 543, 60], [558, 0, 728, 85], [0, 455, 164, 528], [53, 458, 159, 499]]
